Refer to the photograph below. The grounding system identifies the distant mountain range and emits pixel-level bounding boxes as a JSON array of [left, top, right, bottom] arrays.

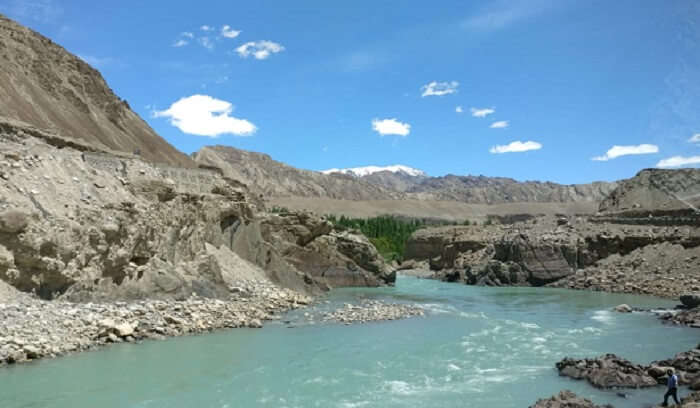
[[194, 145, 617, 205]]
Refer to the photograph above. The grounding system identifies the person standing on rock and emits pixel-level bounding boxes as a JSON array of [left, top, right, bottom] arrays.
[[662, 369, 679, 406]]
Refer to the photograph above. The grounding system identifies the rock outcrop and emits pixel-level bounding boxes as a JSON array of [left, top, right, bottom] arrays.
[[555, 345, 700, 392], [529, 390, 613, 408], [650, 345, 700, 387], [405, 215, 700, 298], [0, 14, 193, 167], [556, 354, 658, 389], [0, 128, 393, 301]]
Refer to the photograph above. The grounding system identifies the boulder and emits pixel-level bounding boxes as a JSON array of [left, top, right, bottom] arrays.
[[22, 345, 40, 359], [681, 293, 700, 309], [614, 304, 632, 313], [0, 209, 31, 233], [114, 322, 136, 337]]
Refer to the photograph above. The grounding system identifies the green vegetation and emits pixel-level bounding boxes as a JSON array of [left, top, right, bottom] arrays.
[[325, 215, 426, 262], [269, 206, 290, 214]]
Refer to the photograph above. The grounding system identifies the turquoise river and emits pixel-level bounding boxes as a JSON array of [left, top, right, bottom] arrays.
[[1, 276, 698, 408]]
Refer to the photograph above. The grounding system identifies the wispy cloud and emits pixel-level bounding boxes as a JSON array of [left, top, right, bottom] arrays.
[[421, 81, 459, 97], [182, 32, 194, 39], [172, 39, 189, 48], [657, 155, 700, 168], [490, 120, 509, 129], [198, 37, 214, 50], [236, 41, 285, 60], [372, 118, 411, 137], [592, 144, 659, 161], [153, 94, 257, 137], [490, 141, 542, 154], [221, 25, 241, 39], [455, 106, 464, 113], [462, 0, 560, 31], [200, 25, 214, 32], [690, 134, 700, 143], [470, 107, 495, 118]]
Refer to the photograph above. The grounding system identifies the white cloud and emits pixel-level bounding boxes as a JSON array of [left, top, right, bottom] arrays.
[[489, 141, 542, 154], [221, 25, 241, 39], [182, 32, 194, 39], [200, 25, 214, 32], [689, 134, 700, 143], [656, 156, 700, 168], [490, 120, 509, 129], [172, 39, 189, 47], [371, 118, 410, 137], [198, 37, 214, 50], [455, 106, 464, 113], [421, 81, 459, 97], [592, 144, 659, 161], [236, 41, 285, 60], [470, 107, 495, 118], [153, 94, 257, 137]]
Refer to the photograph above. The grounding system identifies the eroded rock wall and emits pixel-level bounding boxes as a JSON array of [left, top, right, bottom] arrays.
[[0, 130, 394, 301], [405, 216, 700, 297]]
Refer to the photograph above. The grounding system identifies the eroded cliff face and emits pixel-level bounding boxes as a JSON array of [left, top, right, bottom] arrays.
[[404, 216, 700, 298], [0, 126, 394, 302]]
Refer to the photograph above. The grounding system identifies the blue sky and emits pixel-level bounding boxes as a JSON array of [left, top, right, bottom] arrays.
[[2, 0, 700, 183]]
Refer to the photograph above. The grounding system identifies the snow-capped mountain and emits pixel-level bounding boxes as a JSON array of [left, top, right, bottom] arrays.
[[321, 165, 426, 178]]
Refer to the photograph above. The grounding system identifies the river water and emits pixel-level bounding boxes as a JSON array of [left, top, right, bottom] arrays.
[[1, 276, 697, 408]]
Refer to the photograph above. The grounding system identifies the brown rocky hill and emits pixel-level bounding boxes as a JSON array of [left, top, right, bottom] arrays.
[[194, 145, 616, 207], [599, 168, 700, 215], [193, 145, 401, 200], [0, 14, 193, 167], [403, 174, 615, 204]]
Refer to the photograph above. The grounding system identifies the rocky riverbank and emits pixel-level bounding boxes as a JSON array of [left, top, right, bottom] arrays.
[[0, 279, 311, 366], [555, 345, 700, 391]]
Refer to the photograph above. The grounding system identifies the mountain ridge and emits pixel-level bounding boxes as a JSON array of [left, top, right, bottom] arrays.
[[193, 145, 618, 206], [0, 13, 193, 167]]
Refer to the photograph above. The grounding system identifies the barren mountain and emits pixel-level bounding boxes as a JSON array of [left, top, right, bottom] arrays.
[[193, 145, 402, 200], [0, 14, 193, 167], [194, 145, 616, 210], [403, 175, 616, 204], [598, 168, 700, 215]]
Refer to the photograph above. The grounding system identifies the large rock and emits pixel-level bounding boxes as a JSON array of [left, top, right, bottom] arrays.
[[681, 293, 700, 309], [556, 354, 658, 389], [0, 209, 31, 233], [529, 390, 613, 408]]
